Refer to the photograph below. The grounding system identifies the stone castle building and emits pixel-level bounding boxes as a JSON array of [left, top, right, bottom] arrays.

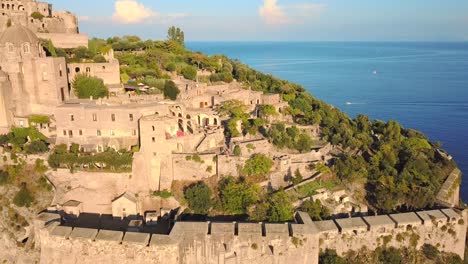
[[0, 1, 465, 263], [0, 0, 88, 48], [0, 24, 69, 131]]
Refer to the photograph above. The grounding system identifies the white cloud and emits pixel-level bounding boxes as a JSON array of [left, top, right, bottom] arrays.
[[259, 0, 325, 25], [259, 0, 288, 25], [112, 0, 157, 24]]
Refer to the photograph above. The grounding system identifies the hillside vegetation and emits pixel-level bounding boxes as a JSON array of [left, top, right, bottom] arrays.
[[42, 28, 458, 216]]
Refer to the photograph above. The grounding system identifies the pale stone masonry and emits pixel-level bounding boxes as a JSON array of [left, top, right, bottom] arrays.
[[0, 0, 88, 48], [0, 25, 69, 131], [35, 209, 467, 264]]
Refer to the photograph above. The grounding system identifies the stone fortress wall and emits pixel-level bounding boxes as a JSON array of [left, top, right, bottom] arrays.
[[0, 0, 88, 48], [35, 208, 467, 264]]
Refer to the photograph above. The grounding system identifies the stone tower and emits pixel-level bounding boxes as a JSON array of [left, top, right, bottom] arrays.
[[0, 24, 69, 124]]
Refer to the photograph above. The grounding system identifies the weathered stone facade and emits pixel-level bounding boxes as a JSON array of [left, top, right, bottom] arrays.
[[0, 0, 88, 48], [0, 25, 69, 129], [35, 209, 467, 264]]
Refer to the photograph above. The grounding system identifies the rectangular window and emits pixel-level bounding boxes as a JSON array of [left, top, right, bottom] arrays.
[[97, 130, 101, 136], [79, 130, 83, 136], [129, 114, 134, 121], [132, 130, 137, 136], [110, 129, 115, 136], [70, 114, 74, 121], [111, 114, 116, 122], [63, 130, 67, 136], [152, 137, 156, 143], [92, 113, 97, 122], [60, 88, 65, 101], [68, 130, 73, 138]]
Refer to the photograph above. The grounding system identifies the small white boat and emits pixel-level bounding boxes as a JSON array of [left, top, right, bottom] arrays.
[[373, 70, 378, 75], [346, 102, 352, 105]]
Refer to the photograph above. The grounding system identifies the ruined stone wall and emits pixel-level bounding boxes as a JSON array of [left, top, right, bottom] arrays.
[[217, 155, 247, 177], [317, 209, 468, 258]]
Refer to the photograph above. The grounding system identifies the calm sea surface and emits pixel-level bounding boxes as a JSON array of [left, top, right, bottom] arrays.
[[187, 42, 468, 201]]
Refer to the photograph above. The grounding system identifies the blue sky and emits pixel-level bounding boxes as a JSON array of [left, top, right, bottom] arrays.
[[48, 0, 468, 41]]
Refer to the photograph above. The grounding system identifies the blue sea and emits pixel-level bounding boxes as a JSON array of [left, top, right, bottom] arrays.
[[187, 42, 468, 201]]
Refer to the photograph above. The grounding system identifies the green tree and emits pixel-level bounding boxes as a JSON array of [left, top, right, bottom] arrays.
[[167, 26, 185, 45], [72, 74, 108, 99], [163, 80, 180, 100], [267, 190, 294, 222], [216, 100, 248, 118], [242, 154, 273, 177], [258, 104, 278, 119], [291, 169, 303, 185], [13, 184, 34, 207], [181, 65, 197, 81], [218, 177, 260, 214], [299, 200, 330, 221], [184, 182, 212, 214]]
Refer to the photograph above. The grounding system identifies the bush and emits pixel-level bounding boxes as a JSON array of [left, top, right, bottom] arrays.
[[92, 55, 107, 63], [48, 146, 133, 172], [72, 74, 108, 99], [184, 182, 212, 214], [181, 65, 197, 81], [299, 200, 329, 221], [31, 12, 45, 21], [13, 184, 34, 207], [25, 140, 48, 154], [319, 249, 346, 264], [0, 170, 9, 185], [242, 154, 273, 177], [28, 115, 50, 125], [37, 176, 52, 192], [233, 145, 241, 156], [378, 247, 402, 264], [163, 80, 180, 100], [165, 62, 177, 72], [153, 190, 172, 199], [421, 244, 439, 260]]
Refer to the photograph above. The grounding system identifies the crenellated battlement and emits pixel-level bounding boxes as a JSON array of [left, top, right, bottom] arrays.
[[35, 208, 467, 264]]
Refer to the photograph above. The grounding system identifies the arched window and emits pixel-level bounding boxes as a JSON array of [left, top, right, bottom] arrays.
[[7, 43, 14, 53], [23, 43, 30, 54], [86, 67, 91, 73], [75, 67, 80, 73]]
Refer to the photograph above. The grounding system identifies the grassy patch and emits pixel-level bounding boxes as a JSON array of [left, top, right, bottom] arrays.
[[296, 180, 339, 197]]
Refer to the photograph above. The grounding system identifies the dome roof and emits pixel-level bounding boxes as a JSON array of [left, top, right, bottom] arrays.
[[0, 25, 39, 45]]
